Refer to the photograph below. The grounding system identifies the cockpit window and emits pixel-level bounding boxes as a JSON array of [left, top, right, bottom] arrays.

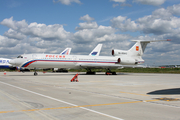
[[17, 55, 23, 58]]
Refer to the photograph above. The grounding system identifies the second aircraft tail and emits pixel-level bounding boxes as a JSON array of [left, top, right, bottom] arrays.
[[89, 44, 102, 56]]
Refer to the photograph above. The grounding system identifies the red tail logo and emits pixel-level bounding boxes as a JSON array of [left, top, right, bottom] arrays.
[[136, 46, 139, 51]]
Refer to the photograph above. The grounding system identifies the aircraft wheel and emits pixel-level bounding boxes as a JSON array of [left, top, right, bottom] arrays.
[[112, 72, 117, 75], [34, 72, 38, 76], [86, 71, 96, 75]]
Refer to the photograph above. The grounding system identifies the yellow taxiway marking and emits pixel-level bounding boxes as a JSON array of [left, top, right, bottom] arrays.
[[120, 91, 150, 96], [0, 99, 159, 114]]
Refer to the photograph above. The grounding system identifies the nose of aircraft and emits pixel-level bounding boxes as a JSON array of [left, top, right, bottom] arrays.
[[9, 59, 16, 65]]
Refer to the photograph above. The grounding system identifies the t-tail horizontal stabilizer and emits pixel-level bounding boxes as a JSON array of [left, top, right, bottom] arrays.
[[112, 39, 171, 57]]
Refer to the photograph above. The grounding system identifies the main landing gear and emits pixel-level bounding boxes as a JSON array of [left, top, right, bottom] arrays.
[[105, 69, 117, 75], [34, 68, 38, 76], [85, 68, 117, 75], [86, 69, 96, 75]]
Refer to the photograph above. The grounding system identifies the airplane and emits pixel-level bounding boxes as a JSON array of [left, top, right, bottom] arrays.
[[0, 46, 100, 72], [0, 58, 16, 70], [0, 46, 101, 72], [0, 48, 72, 72], [9, 39, 170, 75]]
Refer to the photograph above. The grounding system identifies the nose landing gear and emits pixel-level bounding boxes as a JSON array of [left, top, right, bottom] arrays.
[[34, 68, 38, 76]]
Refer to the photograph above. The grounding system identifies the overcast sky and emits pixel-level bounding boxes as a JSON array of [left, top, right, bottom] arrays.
[[0, 0, 180, 66]]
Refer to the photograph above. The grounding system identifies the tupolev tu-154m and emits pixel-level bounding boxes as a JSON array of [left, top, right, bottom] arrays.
[[9, 39, 170, 75], [0, 48, 71, 72]]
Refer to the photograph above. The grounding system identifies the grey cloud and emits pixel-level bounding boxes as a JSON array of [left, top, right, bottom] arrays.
[[1, 17, 71, 41], [110, 0, 126, 3], [53, 0, 81, 5], [111, 16, 138, 32], [167, 4, 180, 16], [133, 0, 166, 6], [4, 29, 26, 40], [111, 4, 180, 39], [0, 35, 19, 47], [73, 25, 117, 43], [0, 17, 28, 30], [25, 23, 71, 41], [75, 22, 98, 30], [79, 14, 94, 23], [95, 34, 132, 42]]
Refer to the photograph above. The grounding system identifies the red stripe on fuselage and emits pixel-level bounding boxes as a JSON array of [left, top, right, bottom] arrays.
[[23, 60, 115, 67], [24, 61, 37, 67]]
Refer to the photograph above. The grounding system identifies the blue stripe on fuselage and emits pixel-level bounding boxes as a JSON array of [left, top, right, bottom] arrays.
[[21, 59, 116, 67]]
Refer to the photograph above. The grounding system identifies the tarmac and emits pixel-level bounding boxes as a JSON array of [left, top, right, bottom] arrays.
[[0, 71, 180, 120]]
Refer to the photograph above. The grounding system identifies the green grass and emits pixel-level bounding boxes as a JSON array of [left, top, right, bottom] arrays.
[[1, 68, 180, 74], [118, 68, 180, 73], [69, 68, 180, 74]]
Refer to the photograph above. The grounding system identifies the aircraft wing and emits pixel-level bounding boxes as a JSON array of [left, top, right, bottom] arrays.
[[76, 63, 123, 69]]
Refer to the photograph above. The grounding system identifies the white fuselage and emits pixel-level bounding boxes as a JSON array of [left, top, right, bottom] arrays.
[[9, 53, 143, 69]]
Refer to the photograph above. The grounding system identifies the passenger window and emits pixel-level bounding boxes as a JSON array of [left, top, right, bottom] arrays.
[[0, 60, 2, 63]]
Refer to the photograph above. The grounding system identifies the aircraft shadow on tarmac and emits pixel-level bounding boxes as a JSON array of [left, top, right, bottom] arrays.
[[147, 88, 180, 95], [79, 73, 128, 75]]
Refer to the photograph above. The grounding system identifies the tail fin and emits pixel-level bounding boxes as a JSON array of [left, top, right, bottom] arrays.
[[112, 39, 170, 57], [128, 39, 170, 57], [89, 44, 102, 56], [60, 48, 71, 55], [127, 41, 148, 57]]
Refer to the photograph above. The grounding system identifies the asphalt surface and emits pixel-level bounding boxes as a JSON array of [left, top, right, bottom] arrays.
[[0, 71, 180, 120]]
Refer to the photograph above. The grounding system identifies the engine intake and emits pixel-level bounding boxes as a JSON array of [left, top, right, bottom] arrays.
[[117, 58, 121, 63], [112, 49, 127, 56]]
